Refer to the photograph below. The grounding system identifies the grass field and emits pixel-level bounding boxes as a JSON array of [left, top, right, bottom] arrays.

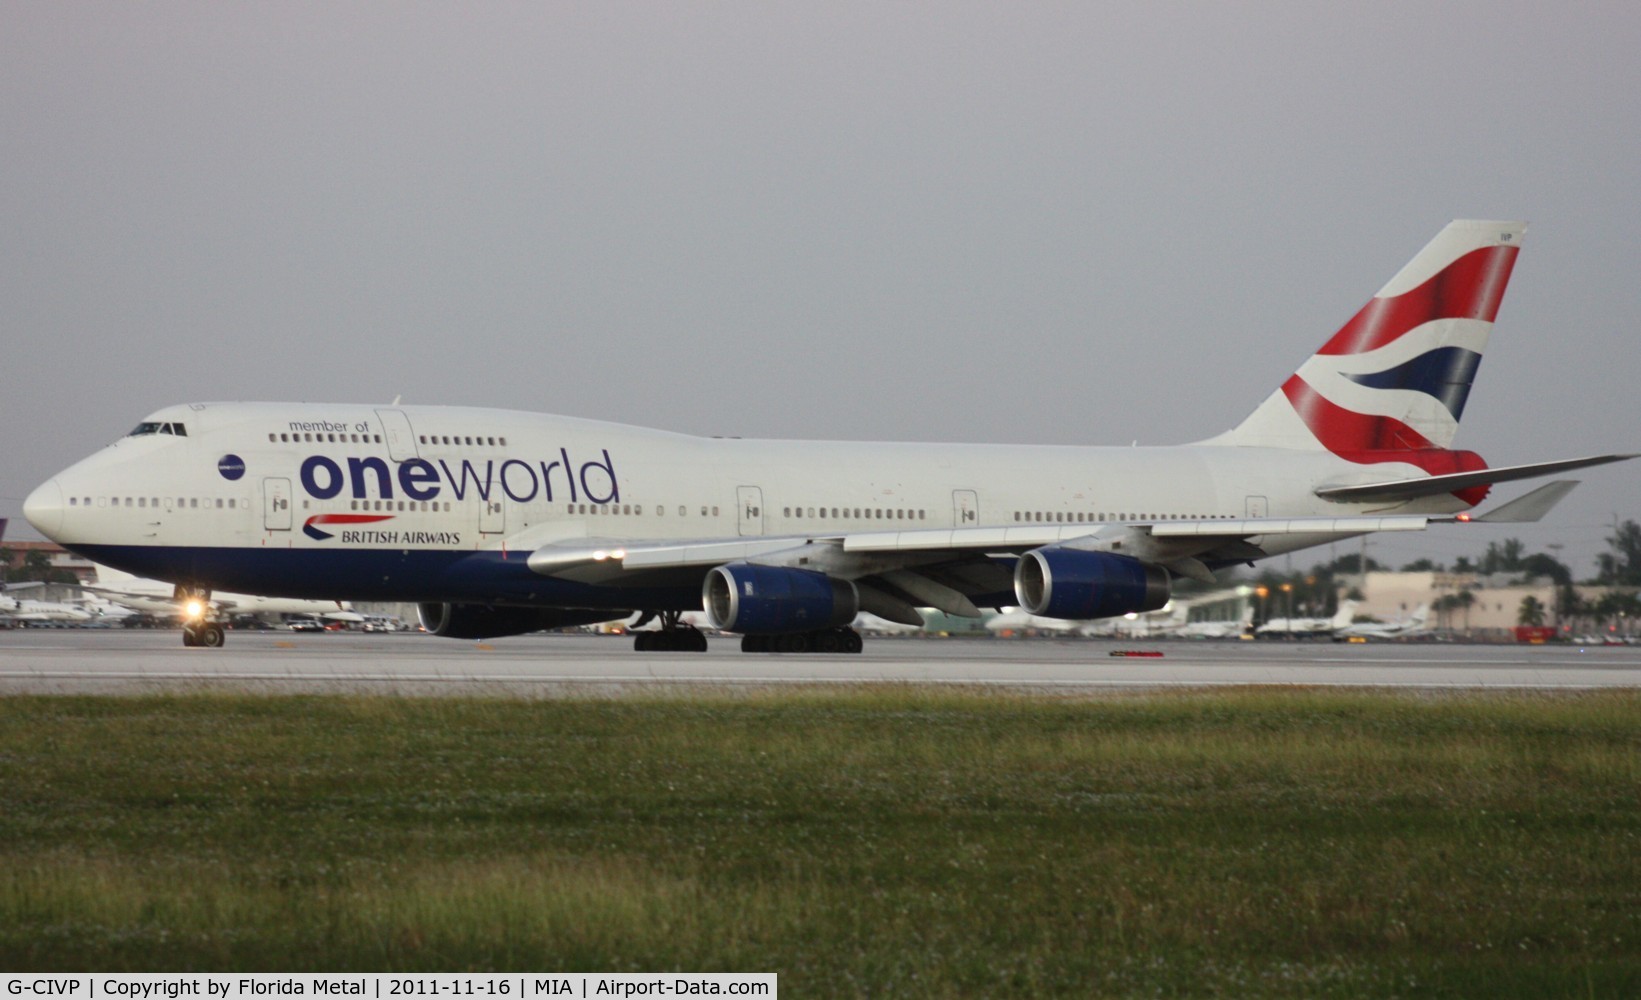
[[0, 688, 1636, 996]]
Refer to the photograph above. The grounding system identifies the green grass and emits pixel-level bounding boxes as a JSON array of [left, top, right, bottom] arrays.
[[0, 689, 1637, 996]]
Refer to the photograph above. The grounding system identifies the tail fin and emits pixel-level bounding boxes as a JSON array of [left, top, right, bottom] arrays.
[[1214, 220, 1524, 453], [92, 563, 137, 585], [1331, 599, 1360, 630]]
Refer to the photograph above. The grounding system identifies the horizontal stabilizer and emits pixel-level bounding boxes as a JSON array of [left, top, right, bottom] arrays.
[[1461, 480, 1581, 524], [1315, 454, 1636, 503]]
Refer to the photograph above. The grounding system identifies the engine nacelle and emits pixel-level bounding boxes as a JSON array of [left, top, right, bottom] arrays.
[[417, 602, 624, 640], [703, 563, 859, 634], [1014, 548, 1170, 620]]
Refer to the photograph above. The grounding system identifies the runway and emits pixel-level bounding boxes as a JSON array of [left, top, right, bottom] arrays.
[[2, 629, 1638, 694]]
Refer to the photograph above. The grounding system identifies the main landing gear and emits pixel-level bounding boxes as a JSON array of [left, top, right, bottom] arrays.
[[177, 586, 225, 648], [631, 611, 709, 652], [740, 627, 864, 654]]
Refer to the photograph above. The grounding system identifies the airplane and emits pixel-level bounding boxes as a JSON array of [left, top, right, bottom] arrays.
[[1166, 606, 1256, 640], [984, 607, 1090, 637], [1255, 599, 1359, 638], [0, 593, 93, 624], [82, 563, 358, 625], [1333, 603, 1431, 641], [21, 220, 1637, 652]]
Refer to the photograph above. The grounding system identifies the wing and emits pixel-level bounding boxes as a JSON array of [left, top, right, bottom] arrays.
[[522, 481, 1585, 624], [524, 514, 1435, 624]]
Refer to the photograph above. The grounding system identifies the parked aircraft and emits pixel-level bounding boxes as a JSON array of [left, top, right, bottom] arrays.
[[1169, 610, 1256, 640], [984, 608, 1091, 637], [83, 563, 357, 624], [1256, 600, 1360, 638], [1334, 604, 1432, 641], [0, 593, 93, 624], [22, 221, 1635, 651]]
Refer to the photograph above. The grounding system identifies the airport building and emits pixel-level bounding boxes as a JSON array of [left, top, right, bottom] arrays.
[[0, 540, 96, 585]]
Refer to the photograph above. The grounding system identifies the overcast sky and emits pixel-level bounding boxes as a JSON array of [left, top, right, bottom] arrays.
[[3, 3, 1638, 577]]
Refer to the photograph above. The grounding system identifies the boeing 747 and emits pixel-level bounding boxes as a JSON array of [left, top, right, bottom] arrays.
[[22, 221, 1634, 650]]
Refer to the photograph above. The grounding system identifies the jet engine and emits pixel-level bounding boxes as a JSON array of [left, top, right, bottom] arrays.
[[417, 602, 624, 640], [1013, 548, 1170, 621], [703, 563, 859, 634]]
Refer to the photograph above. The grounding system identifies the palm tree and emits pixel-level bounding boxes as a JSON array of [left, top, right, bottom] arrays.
[[1457, 590, 1476, 635], [1517, 596, 1546, 627]]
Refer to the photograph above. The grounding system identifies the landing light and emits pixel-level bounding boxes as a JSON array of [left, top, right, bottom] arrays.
[[1456, 513, 1472, 523], [184, 600, 205, 621]]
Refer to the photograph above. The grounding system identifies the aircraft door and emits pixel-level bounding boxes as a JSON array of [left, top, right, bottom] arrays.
[[1245, 495, 1268, 518], [479, 498, 505, 534], [737, 486, 764, 537], [376, 409, 420, 463], [264, 478, 293, 531], [952, 489, 979, 526]]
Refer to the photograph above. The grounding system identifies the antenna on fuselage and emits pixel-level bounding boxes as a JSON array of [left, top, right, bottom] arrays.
[[391, 395, 402, 406]]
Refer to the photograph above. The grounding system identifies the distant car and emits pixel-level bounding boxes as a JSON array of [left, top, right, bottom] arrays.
[[287, 617, 324, 632]]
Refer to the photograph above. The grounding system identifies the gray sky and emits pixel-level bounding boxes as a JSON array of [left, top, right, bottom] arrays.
[[4, 2, 1639, 577]]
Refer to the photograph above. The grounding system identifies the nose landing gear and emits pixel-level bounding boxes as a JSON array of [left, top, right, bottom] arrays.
[[176, 587, 225, 648]]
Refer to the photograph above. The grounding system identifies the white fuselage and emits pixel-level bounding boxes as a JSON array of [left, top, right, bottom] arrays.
[[25, 401, 1461, 606]]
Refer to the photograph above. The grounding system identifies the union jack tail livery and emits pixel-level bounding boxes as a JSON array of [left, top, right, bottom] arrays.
[[1219, 220, 1523, 455]]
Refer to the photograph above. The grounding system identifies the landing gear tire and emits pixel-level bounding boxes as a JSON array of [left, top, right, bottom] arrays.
[[199, 623, 226, 648], [741, 627, 862, 654], [633, 616, 708, 652], [182, 627, 199, 648]]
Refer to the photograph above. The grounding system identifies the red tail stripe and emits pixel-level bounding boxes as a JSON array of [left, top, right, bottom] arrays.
[[1281, 376, 1491, 504], [1318, 244, 1518, 357], [1281, 375, 1436, 452]]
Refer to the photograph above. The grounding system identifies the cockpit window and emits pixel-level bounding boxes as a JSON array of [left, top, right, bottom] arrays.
[[127, 422, 187, 437]]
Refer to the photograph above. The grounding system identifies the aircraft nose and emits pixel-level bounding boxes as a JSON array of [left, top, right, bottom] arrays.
[[24, 478, 64, 540]]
